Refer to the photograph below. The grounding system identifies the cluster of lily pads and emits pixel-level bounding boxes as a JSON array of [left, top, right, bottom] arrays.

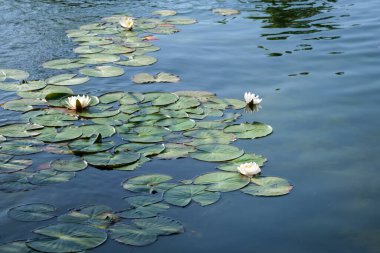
[[0, 9, 292, 253]]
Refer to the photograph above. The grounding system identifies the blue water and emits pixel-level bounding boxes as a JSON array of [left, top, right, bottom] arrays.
[[1, 0, 380, 252]]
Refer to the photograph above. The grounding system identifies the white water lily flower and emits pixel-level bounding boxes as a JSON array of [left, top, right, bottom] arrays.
[[119, 16, 134, 30], [65, 95, 91, 110], [244, 92, 262, 105], [237, 162, 261, 178]]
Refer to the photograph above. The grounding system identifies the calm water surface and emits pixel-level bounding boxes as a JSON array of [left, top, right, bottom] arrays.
[[0, 0, 380, 252]]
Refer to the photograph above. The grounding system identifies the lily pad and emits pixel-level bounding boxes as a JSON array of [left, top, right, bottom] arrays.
[[17, 85, 73, 99], [79, 124, 116, 138], [79, 65, 124, 78], [79, 53, 120, 64], [2, 98, 46, 112], [43, 58, 86, 70], [120, 92, 144, 105], [152, 10, 177, 16], [155, 118, 195, 131], [191, 144, 244, 162], [100, 44, 135, 54], [0, 241, 38, 253], [27, 223, 107, 253], [0, 140, 43, 155], [0, 80, 46, 92], [116, 143, 165, 157], [98, 91, 126, 104], [36, 126, 82, 143], [74, 46, 104, 54], [194, 171, 250, 192], [241, 176, 293, 197], [156, 143, 195, 159], [122, 174, 174, 193], [165, 96, 200, 110], [0, 155, 32, 173], [58, 205, 118, 229], [213, 8, 240, 16], [119, 195, 169, 219], [224, 122, 273, 139], [50, 157, 88, 172], [116, 55, 157, 67], [84, 151, 140, 168], [0, 123, 43, 138], [165, 17, 197, 25], [0, 69, 29, 81], [69, 138, 114, 154], [164, 184, 220, 207], [46, 74, 89, 86], [31, 112, 78, 127], [133, 72, 180, 84], [8, 203, 56, 222], [29, 170, 75, 185]]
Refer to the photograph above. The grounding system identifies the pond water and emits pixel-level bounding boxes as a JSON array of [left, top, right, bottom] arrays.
[[1, 0, 380, 252]]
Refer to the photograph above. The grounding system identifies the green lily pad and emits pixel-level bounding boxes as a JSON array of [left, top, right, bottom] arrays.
[[17, 85, 73, 99], [122, 174, 174, 193], [58, 205, 118, 229], [224, 98, 246, 109], [165, 17, 197, 25], [0, 80, 46, 92], [217, 153, 267, 172], [133, 72, 180, 84], [78, 53, 120, 64], [98, 92, 126, 104], [114, 156, 150, 171], [29, 170, 75, 185], [46, 74, 90, 86], [0, 155, 32, 173], [43, 58, 86, 70], [50, 157, 88, 172], [120, 92, 144, 105], [156, 143, 195, 159], [116, 55, 157, 67], [0, 140, 44, 155], [194, 172, 250, 192], [119, 195, 169, 219], [68, 138, 114, 154], [79, 124, 116, 138], [196, 120, 227, 129], [31, 112, 78, 127], [0, 69, 29, 81], [224, 122, 273, 139], [146, 26, 180, 34], [152, 10, 177, 16], [116, 143, 165, 157], [241, 176, 293, 197], [184, 129, 235, 140], [213, 8, 240, 16], [84, 151, 140, 168], [165, 97, 200, 110], [8, 203, 56, 222], [76, 107, 120, 119], [0, 123, 43, 138], [36, 126, 82, 143], [74, 46, 104, 54], [164, 184, 220, 207], [2, 98, 46, 112], [100, 44, 135, 54], [0, 172, 36, 192], [110, 216, 183, 246], [191, 144, 244, 162], [79, 65, 124, 78], [0, 241, 38, 253], [26, 223, 107, 253], [155, 118, 195, 131], [126, 46, 160, 56]]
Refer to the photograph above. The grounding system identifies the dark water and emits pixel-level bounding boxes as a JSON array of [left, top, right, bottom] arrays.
[[1, 0, 380, 252]]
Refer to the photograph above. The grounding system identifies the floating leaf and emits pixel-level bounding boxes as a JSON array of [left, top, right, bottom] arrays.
[[46, 74, 89, 86], [0, 69, 29, 81], [114, 156, 150, 171], [43, 58, 86, 70], [0, 80, 46, 92], [0, 241, 38, 253], [78, 53, 120, 64], [27, 223, 107, 253], [110, 223, 157, 246], [74, 46, 104, 54], [119, 195, 169, 219], [152, 10, 177, 16], [2, 98, 45, 112], [194, 172, 250, 192], [69, 138, 114, 154], [156, 118, 195, 131], [146, 26, 180, 35], [156, 143, 195, 159], [50, 157, 88, 172], [79, 124, 116, 138], [98, 92, 126, 104], [32, 112, 78, 127], [120, 92, 144, 105], [0, 123, 43, 138], [0, 155, 32, 173], [134, 216, 184, 235], [0, 140, 43, 155], [8, 203, 56, 222], [84, 151, 140, 168], [79, 65, 124, 78], [213, 8, 240, 16], [29, 170, 75, 185], [191, 144, 244, 162], [224, 122, 273, 139], [132, 72, 180, 84], [17, 85, 73, 99], [58, 205, 118, 229], [122, 174, 174, 193], [241, 176, 293, 197], [100, 44, 135, 54], [116, 55, 157, 67], [224, 98, 246, 109], [165, 96, 200, 110], [165, 17, 197, 25], [116, 143, 165, 157], [164, 184, 220, 207], [36, 126, 82, 143], [184, 129, 235, 140], [0, 172, 36, 192]]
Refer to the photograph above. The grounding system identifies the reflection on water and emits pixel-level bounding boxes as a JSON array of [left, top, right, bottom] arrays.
[[244, 0, 341, 40]]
